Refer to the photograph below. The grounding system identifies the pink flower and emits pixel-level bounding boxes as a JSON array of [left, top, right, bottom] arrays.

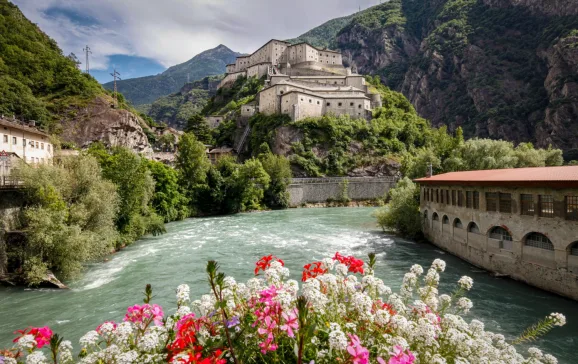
[[257, 316, 277, 336], [124, 304, 164, 328], [347, 334, 369, 364], [280, 309, 299, 338], [388, 346, 416, 364]]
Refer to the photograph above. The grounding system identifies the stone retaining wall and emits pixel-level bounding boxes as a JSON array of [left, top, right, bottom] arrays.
[[288, 177, 396, 207]]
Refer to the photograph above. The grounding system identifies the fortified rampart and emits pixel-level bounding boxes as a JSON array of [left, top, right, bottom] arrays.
[[288, 177, 396, 207]]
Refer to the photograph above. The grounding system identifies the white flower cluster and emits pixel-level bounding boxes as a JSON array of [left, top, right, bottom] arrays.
[[549, 312, 566, 327], [458, 276, 474, 291]]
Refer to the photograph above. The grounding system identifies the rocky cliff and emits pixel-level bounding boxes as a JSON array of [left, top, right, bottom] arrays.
[[296, 0, 578, 155], [60, 96, 153, 155]]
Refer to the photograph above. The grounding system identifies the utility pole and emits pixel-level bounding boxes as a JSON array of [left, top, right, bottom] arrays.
[[110, 68, 121, 106], [83, 45, 92, 74]]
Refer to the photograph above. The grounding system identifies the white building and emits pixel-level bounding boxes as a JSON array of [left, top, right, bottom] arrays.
[[0, 117, 54, 181]]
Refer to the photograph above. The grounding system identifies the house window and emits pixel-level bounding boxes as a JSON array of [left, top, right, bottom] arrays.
[[3, 135, 6, 143], [525, 233, 554, 251], [451, 190, 457, 206], [317, 101, 320, 105], [432, 213, 439, 221], [41, 143, 44, 150], [566, 196, 578, 221], [23, 138, 27, 147], [36, 142, 39, 148], [309, 99, 312, 103], [440, 190, 445, 204], [539, 195, 554, 218], [521, 194, 534, 216], [442, 216, 449, 225], [454, 219, 463, 229], [457, 191, 464, 207], [499, 193, 512, 213], [473, 192, 480, 209], [445, 190, 450, 204], [12, 137, 16, 145], [486, 193, 498, 212], [47, 145, 51, 152], [468, 223, 480, 234]]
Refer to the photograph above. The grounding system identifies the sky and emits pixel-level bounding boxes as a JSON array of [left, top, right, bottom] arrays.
[[12, 0, 380, 83]]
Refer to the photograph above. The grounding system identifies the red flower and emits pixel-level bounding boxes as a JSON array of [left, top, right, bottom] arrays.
[[333, 252, 365, 275], [302, 261, 328, 282], [13, 326, 53, 349], [254, 255, 284, 275], [167, 314, 226, 364]]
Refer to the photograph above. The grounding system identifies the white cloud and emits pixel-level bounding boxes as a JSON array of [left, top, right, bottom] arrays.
[[11, 0, 379, 71]]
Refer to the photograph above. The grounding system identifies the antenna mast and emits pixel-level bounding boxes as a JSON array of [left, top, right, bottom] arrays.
[[83, 45, 92, 74], [110, 68, 121, 106]]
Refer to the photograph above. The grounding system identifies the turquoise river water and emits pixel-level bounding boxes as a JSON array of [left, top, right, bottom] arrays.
[[1, 207, 577, 362]]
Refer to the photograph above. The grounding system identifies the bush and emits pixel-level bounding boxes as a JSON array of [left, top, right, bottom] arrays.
[[374, 177, 421, 239]]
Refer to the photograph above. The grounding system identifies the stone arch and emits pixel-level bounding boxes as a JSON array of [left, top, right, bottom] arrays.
[[488, 226, 512, 241], [442, 215, 450, 225], [453, 218, 463, 229], [568, 241, 578, 256], [467, 222, 480, 234], [432, 212, 439, 221], [524, 232, 554, 251]]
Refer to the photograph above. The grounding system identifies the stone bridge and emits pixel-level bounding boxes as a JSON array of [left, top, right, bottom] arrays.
[[288, 177, 397, 207]]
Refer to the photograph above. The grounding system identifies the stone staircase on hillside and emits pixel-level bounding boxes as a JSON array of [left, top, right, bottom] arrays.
[[235, 124, 251, 153]]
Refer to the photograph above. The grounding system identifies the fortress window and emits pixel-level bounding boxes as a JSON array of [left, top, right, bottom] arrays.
[[358, 104, 362, 109], [23, 138, 27, 147], [327, 103, 331, 106], [3, 135, 6, 143], [47, 145, 51, 152], [525, 233, 554, 251], [280, 90, 284, 94], [301, 98, 304, 101], [350, 102, 354, 106], [499, 193, 512, 213], [12, 136, 16, 145], [521, 194, 534, 216], [539, 195, 554, 218], [309, 99, 312, 103], [338, 102, 343, 107], [317, 101, 320, 105], [486, 193, 498, 211], [566, 196, 578, 221]]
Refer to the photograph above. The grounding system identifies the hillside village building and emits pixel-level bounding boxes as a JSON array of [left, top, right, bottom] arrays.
[[0, 117, 54, 187], [218, 39, 381, 121], [415, 166, 578, 300]]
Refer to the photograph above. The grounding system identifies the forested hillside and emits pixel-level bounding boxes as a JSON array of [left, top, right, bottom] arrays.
[[0, 0, 102, 129], [103, 45, 241, 106], [290, 0, 578, 156]]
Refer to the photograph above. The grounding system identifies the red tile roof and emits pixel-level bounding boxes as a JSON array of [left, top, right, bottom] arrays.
[[414, 166, 578, 188]]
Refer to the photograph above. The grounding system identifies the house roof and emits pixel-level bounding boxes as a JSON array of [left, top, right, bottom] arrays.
[[0, 117, 50, 137], [414, 166, 578, 189]]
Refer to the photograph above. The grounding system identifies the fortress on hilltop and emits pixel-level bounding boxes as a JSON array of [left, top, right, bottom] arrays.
[[218, 39, 382, 121]]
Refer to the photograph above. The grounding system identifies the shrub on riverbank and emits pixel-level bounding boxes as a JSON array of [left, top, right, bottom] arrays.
[[2, 254, 566, 363], [14, 155, 119, 282], [374, 177, 422, 239]]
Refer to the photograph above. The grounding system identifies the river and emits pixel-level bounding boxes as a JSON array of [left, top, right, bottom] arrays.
[[0, 207, 577, 362]]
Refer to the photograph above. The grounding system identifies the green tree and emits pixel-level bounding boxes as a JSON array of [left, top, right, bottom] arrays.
[[374, 177, 421, 239], [176, 133, 211, 208], [146, 160, 190, 222], [239, 158, 270, 211], [260, 152, 292, 209], [16, 155, 119, 282], [88, 144, 164, 244], [186, 114, 213, 144]]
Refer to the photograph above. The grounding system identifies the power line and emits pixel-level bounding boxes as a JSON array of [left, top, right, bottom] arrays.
[[83, 45, 92, 74], [110, 68, 121, 106]]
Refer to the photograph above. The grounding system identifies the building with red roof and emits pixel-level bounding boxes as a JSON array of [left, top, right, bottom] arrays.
[[414, 166, 578, 300]]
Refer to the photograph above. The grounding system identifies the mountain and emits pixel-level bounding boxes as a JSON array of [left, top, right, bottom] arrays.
[[103, 45, 241, 106], [285, 14, 356, 49], [292, 0, 578, 156], [146, 76, 222, 129], [0, 0, 157, 153]]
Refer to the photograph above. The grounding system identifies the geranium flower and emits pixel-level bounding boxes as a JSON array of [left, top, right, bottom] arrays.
[[280, 309, 299, 338], [388, 345, 415, 364], [347, 334, 369, 364], [255, 255, 285, 275], [12, 326, 52, 349]]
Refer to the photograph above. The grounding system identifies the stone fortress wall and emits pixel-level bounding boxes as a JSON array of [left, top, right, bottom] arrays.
[[216, 39, 381, 122], [288, 177, 396, 207], [419, 184, 578, 300]]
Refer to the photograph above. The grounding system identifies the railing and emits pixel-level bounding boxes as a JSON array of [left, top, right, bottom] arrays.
[[290, 177, 398, 185], [235, 125, 251, 153], [0, 176, 24, 189]]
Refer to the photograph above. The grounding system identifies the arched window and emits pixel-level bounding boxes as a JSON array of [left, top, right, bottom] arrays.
[[525, 233, 554, 251], [468, 222, 480, 234], [489, 227, 512, 241], [442, 215, 449, 225], [454, 218, 463, 229], [569, 242, 578, 256], [423, 210, 428, 220], [432, 213, 439, 221]]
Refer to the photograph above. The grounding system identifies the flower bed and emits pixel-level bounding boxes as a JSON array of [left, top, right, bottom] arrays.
[[2, 253, 566, 363]]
